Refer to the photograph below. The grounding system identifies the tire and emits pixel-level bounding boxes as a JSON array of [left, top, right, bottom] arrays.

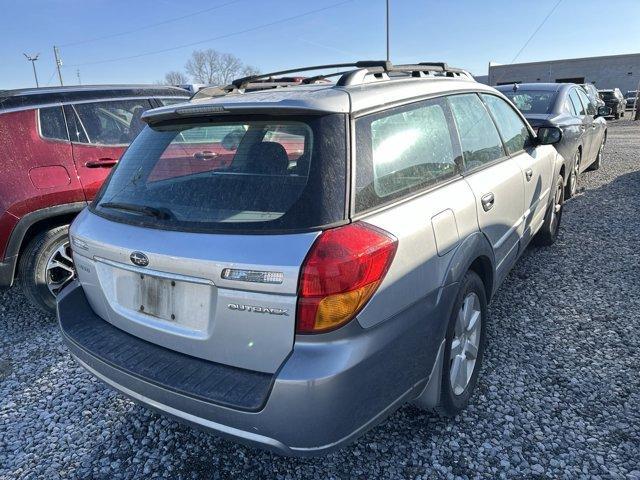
[[17, 225, 74, 314], [533, 175, 564, 247], [614, 112, 620, 120], [565, 150, 581, 199], [589, 137, 605, 171], [435, 270, 487, 417]]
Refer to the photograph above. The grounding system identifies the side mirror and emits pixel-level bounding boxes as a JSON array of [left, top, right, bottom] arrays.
[[596, 106, 612, 118], [536, 126, 562, 145]]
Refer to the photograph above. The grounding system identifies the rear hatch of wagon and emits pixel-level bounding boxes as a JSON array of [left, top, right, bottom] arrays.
[[71, 112, 347, 375]]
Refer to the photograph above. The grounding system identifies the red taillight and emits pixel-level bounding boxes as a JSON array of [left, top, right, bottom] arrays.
[[296, 222, 398, 334]]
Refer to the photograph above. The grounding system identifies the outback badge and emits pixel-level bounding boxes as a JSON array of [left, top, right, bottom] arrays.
[[228, 303, 289, 316]]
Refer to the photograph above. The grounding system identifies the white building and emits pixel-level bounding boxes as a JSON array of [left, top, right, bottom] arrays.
[[487, 52, 640, 92]]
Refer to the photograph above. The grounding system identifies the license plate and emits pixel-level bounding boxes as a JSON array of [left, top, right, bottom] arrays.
[[136, 273, 176, 321]]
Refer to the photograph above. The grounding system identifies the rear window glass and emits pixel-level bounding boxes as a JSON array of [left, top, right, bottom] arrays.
[[92, 114, 347, 233], [501, 90, 556, 114]]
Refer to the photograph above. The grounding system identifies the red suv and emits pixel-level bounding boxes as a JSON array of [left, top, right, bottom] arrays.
[[0, 85, 190, 312]]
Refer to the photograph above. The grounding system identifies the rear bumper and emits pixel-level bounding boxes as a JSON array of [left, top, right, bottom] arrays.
[[58, 280, 456, 455]]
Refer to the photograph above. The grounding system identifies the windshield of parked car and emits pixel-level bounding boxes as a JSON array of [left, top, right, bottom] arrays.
[[600, 91, 616, 100], [625, 92, 637, 99], [92, 114, 347, 233], [501, 90, 556, 114]]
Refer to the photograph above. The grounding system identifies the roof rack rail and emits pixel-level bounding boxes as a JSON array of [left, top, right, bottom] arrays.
[[191, 60, 473, 100], [230, 61, 388, 88]]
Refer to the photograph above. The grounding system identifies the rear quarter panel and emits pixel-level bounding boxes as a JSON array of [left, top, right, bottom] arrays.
[[356, 177, 479, 330], [0, 109, 84, 258]]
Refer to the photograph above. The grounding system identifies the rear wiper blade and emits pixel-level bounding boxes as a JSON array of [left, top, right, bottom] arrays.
[[100, 202, 174, 220]]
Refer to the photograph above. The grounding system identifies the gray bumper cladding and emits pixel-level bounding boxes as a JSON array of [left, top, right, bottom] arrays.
[[57, 282, 274, 412]]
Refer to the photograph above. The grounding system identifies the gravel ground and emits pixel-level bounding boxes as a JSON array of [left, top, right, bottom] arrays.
[[1, 119, 639, 479]]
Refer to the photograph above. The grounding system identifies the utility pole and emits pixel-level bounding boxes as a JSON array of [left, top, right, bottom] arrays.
[[76, 68, 81, 85], [386, 0, 390, 61], [53, 45, 64, 86], [23, 53, 40, 88]]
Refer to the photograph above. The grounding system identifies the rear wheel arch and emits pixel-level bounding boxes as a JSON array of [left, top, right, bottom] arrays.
[[468, 256, 493, 303], [17, 213, 78, 263], [442, 232, 495, 300], [5, 202, 86, 283]]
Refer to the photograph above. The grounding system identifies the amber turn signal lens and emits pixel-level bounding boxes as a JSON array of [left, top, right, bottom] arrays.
[[296, 222, 397, 334]]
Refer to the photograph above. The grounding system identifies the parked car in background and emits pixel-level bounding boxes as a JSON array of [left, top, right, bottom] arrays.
[[497, 83, 609, 199], [625, 91, 638, 110], [580, 83, 605, 109], [58, 61, 567, 455], [177, 83, 207, 94], [598, 88, 625, 119], [0, 85, 191, 312]]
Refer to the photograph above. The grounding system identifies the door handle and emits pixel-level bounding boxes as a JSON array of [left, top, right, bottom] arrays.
[[481, 193, 495, 212], [193, 151, 218, 160], [525, 168, 533, 182], [85, 158, 117, 168]]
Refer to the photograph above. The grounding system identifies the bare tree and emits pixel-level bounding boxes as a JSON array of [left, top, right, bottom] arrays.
[[185, 49, 258, 85], [163, 70, 189, 85], [241, 65, 261, 78]]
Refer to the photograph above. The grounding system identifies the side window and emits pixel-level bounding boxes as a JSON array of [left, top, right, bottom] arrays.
[[577, 89, 596, 115], [564, 96, 578, 115], [481, 94, 532, 154], [354, 98, 459, 212], [38, 107, 68, 141], [71, 99, 153, 145], [569, 89, 585, 115], [448, 93, 506, 170]]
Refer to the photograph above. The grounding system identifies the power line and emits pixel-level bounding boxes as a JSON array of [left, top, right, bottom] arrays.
[[59, 0, 244, 48], [45, 69, 57, 86], [65, 0, 354, 68], [509, 0, 563, 64], [490, 0, 563, 85]]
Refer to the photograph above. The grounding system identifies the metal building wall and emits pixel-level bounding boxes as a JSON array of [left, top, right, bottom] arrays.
[[488, 53, 640, 93]]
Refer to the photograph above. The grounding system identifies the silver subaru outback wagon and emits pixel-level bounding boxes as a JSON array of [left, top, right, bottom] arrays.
[[58, 61, 567, 456]]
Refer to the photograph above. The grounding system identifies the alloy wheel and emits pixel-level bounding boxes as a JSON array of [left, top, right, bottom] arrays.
[[449, 292, 482, 396], [45, 241, 75, 296]]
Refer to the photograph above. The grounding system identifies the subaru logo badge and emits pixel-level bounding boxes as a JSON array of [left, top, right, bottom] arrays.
[[130, 251, 149, 267]]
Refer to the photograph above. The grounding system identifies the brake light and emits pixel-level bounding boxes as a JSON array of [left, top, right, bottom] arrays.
[[296, 222, 397, 334]]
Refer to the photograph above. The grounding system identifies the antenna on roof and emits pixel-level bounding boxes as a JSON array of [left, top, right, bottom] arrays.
[[386, 0, 390, 62]]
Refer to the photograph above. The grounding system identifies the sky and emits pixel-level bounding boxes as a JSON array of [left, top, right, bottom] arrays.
[[2, 0, 640, 90]]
